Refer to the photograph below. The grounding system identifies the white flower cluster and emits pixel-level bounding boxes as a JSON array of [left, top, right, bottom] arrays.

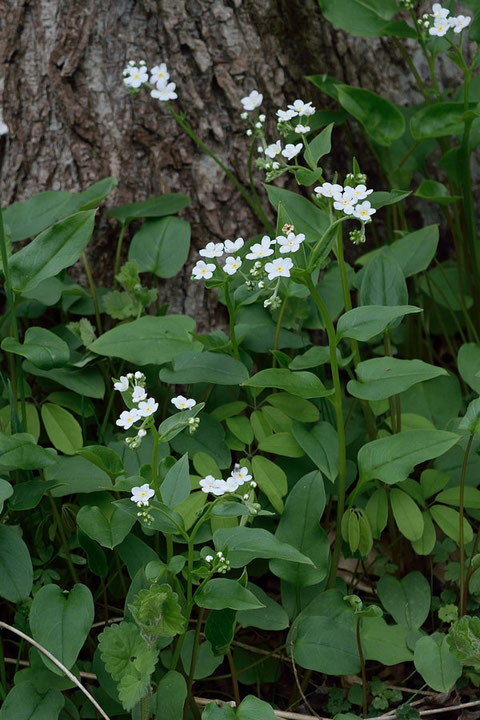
[[418, 4, 471, 35], [199, 464, 255, 497], [122, 60, 177, 101], [113, 371, 158, 447], [204, 550, 231, 574], [314, 182, 376, 223], [192, 237, 245, 280]]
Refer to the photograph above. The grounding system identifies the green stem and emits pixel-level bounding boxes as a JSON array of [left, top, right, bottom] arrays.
[[186, 608, 205, 701], [113, 224, 127, 285], [459, 434, 474, 617], [384, 332, 400, 434], [151, 427, 160, 495], [224, 282, 240, 360], [166, 534, 174, 563], [272, 292, 289, 366], [140, 696, 149, 720], [227, 648, 241, 707], [82, 252, 102, 335], [47, 491, 79, 584], [393, 38, 430, 103], [306, 276, 346, 588], [356, 616, 367, 718]]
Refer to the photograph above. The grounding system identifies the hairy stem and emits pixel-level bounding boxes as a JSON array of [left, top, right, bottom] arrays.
[[459, 434, 474, 617]]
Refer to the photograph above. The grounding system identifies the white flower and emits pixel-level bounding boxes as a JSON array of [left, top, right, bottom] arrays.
[[200, 476, 226, 496], [265, 140, 282, 159], [116, 408, 141, 429], [246, 129, 253, 136], [451, 15, 471, 32], [223, 476, 239, 492], [230, 465, 252, 486], [124, 66, 148, 88], [138, 429, 147, 438], [314, 182, 343, 198], [223, 256, 242, 275], [431, 3, 449, 19], [348, 184, 373, 201], [199, 242, 224, 258], [246, 236, 274, 260], [250, 480, 257, 488], [288, 99, 315, 117], [150, 63, 169, 84], [113, 376, 129, 392], [277, 232, 305, 253], [264, 257, 294, 280], [282, 143, 303, 161], [126, 373, 133, 379], [131, 483, 155, 505], [333, 190, 357, 214], [353, 201, 376, 223], [171, 395, 196, 410], [224, 237, 244, 253], [192, 260, 216, 280], [205, 554, 214, 563], [134, 371, 144, 379], [137, 398, 159, 417], [241, 90, 263, 111], [132, 385, 147, 403], [277, 108, 298, 121], [429, 18, 449, 36], [151, 79, 178, 101], [295, 124, 310, 134]]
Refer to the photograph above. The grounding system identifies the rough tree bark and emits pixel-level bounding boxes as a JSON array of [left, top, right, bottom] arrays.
[[0, 0, 459, 328]]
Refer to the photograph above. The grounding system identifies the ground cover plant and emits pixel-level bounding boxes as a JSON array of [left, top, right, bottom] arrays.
[[3, 1, 480, 718]]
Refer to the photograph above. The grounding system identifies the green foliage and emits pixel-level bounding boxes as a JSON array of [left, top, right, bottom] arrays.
[[448, 616, 480, 671], [129, 583, 186, 636]]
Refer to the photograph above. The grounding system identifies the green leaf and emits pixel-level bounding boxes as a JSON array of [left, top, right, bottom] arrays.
[[258, 432, 304, 457], [459, 398, 480, 435], [237, 696, 277, 720], [242, 369, 332, 399], [368, 189, 412, 210], [76, 445, 124, 478], [415, 179, 460, 205], [0, 684, 64, 720], [356, 225, 439, 278], [348, 357, 446, 401], [1, 327, 69, 369], [265, 185, 329, 240], [270, 471, 329, 587], [336, 85, 405, 146], [410, 103, 472, 140], [292, 421, 339, 482], [448, 615, 480, 671], [377, 572, 431, 629], [436, 486, 480, 509], [89, 315, 197, 365], [23, 361, 105, 398], [361, 617, 413, 665], [9, 211, 96, 293], [73, 176, 118, 210], [293, 615, 360, 674], [41, 404, 83, 455], [129, 583, 186, 636], [202, 701, 236, 719], [414, 634, 462, 692], [237, 583, 289, 631], [161, 453, 191, 508], [252, 455, 287, 513], [365, 487, 388, 538], [170, 411, 230, 469], [159, 351, 249, 385], [77, 502, 136, 549], [317, 0, 397, 37], [180, 631, 224, 680], [0, 432, 56, 470], [3, 190, 76, 242], [46, 456, 112, 497], [107, 193, 189, 224], [196, 579, 265, 611], [129, 216, 190, 277], [213, 527, 314, 568], [0, 524, 33, 602], [337, 305, 422, 342], [30, 584, 94, 673], [205, 608, 237, 655], [411, 512, 437, 556], [458, 343, 480, 394], [359, 251, 407, 306], [358, 430, 459, 486], [226, 416, 254, 445], [430, 505, 473, 544], [156, 671, 187, 720], [115, 498, 185, 535], [307, 123, 333, 166], [265, 393, 320, 422], [0, 478, 13, 513]]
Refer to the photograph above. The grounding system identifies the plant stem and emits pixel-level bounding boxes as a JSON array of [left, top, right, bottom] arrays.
[[166, 534, 174, 563], [187, 608, 205, 701], [113, 223, 127, 285], [82, 251, 102, 335], [227, 648, 241, 707], [0, 635, 7, 696], [224, 282, 240, 360], [47, 491, 79, 584], [151, 427, 160, 495], [140, 696, 149, 720], [459, 434, 474, 617], [356, 616, 367, 718], [272, 292, 289, 366], [305, 276, 346, 588]]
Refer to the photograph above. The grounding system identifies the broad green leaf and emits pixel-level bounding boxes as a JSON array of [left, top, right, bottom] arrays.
[[447, 615, 480, 671], [369, 189, 412, 210], [356, 225, 439, 278], [0, 403, 40, 443], [0, 524, 33, 602], [336, 85, 405, 146], [459, 398, 480, 435], [196, 579, 265, 611], [458, 343, 480, 394], [0, 432, 56, 470], [156, 671, 187, 720], [89, 315, 197, 365], [129, 216, 190, 278], [76, 445, 124, 478], [258, 432, 304, 457], [430, 505, 473, 544], [46, 456, 113, 496], [365, 487, 389, 538], [377, 572, 431, 629], [23, 361, 105, 398], [415, 179, 460, 205], [317, 0, 397, 37], [422, 469, 450, 500], [411, 103, 473, 140], [30, 583, 94, 674], [159, 351, 249, 385], [265, 393, 320, 422], [237, 696, 277, 720], [265, 185, 329, 240], [205, 608, 236, 655], [9, 211, 96, 293], [359, 251, 407, 306], [348, 357, 446, 401], [180, 631, 224, 679], [202, 701, 236, 719], [0, 684, 64, 720], [3, 191, 75, 242], [412, 511, 437, 556], [307, 123, 333, 166], [270, 471, 329, 587], [73, 176, 118, 210], [161, 453, 191, 508], [115, 498, 185, 535], [252, 455, 287, 513], [400, 374, 462, 430], [337, 305, 422, 342], [293, 615, 360, 674], [0, 478, 13, 513], [237, 583, 289, 631], [436, 486, 480, 509], [107, 193, 189, 223], [41, 404, 83, 455], [361, 617, 413, 665], [226, 416, 254, 445], [358, 430, 459, 485], [289, 345, 332, 370], [1, 327, 70, 369], [213, 527, 314, 568], [292, 421, 339, 482], [78, 529, 108, 578], [243, 369, 331, 399], [414, 634, 462, 692], [77, 503, 136, 549], [170, 411, 231, 469], [129, 584, 186, 636]]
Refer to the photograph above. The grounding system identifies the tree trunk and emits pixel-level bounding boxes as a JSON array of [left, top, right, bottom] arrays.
[[0, 0, 459, 328]]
